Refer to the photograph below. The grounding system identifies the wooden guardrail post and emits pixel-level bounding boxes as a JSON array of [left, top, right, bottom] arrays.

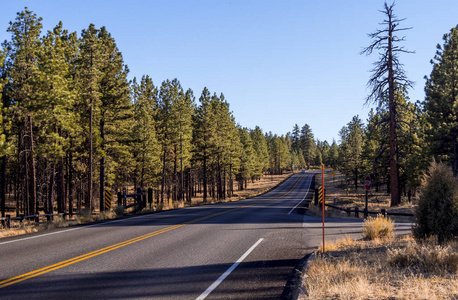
[[6, 215, 10, 229], [355, 207, 359, 218], [381, 209, 386, 217], [314, 188, 318, 205], [142, 191, 147, 208], [117, 192, 122, 207], [136, 187, 142, 210], [148, 188, 153, 208]]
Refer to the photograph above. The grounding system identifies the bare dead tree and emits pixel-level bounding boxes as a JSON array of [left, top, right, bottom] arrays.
[[361, 1, 414, 206]]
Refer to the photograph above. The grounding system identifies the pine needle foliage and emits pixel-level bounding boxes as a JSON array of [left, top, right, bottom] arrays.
[[414, 161, 458, 244]]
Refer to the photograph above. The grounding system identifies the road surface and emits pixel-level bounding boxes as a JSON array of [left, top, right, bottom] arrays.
[[0, 172, 411, 299]]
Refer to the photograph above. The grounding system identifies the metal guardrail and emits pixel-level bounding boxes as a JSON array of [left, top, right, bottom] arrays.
[[0, 213, 67, 229], [324, 202, 414, 218]]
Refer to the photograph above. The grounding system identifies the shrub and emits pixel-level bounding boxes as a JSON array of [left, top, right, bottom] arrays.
[[413, 161, 458, 244], [362, 215, 394, 240]]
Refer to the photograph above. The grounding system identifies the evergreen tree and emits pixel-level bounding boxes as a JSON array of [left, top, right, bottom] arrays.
[[300, 123, 315, 168], [237, 127, 254, 189], [361, 1, 413, 206], [97, 26, 132, 211], [250, 126, 269, 179], [424, 26, 458, 176], [4, 7, 43, 215], [328, 140, 339, 169], [0, 49, 8, 217], [32, 22, 76, 214], [339, 116, 364, 190], [192, 87, 214, 202], [291, 124, 300, 151], [170, 87, 194, 201], [75, 23, 101, 211], [131, 75, 160, 189], [157, 78, 183, 203]]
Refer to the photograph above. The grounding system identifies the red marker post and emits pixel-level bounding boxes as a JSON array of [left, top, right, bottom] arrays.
[[322, 165, 325, 253]]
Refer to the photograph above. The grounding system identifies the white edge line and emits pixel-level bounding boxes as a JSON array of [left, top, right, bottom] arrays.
[[196, 238, 264, 300], [0, 208, 180, 246], [287, 175, 312, 215]]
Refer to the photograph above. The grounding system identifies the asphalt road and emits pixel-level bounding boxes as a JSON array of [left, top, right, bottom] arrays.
[[0, 172, 412, 299]]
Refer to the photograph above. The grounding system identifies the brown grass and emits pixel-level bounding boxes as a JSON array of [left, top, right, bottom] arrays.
[[300, 235, 458, 300], [362, 214, 394, 240]]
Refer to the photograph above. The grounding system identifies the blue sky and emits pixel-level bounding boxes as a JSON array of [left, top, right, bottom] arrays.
[[1, 0, 458, 143]]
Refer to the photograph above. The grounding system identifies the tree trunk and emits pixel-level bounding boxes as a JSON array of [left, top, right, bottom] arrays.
[[1, 156, 5, 218], [88, 103, 93, 211], [161, 147, 166, 204], [388, 15, 400, 207], [68, 149, 73, 216], [48, 165, 55, 216], [57, 158, 64, 214], [229, 164, 233, 198], [354, 167, 358, 191], [453, 137, 457, 177], [203, 152, 207, 203], [100, 119, 105, 212], [28, 116, 36, 215], [161, 128, 167, 204]]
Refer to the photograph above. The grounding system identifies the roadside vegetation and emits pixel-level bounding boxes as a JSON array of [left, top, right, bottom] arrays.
[[300, 158, 458, 299], [301, 235, 458, 300], [0, 172, 292, 238]]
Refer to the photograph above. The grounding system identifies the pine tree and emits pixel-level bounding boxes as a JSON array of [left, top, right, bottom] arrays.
[[75, 24, 101, 211], [291, 124, 300, 152], [4, 7, 43, 215], [97, 26, 132, 211], [339, 116, 364, 190], [0, 49, 8, 217], [192, 87, 214, 203], [250, 126, 269, 179], [157, 79, 184, 203], [32, 22, 76, 214], [131, 75, 160, 189], [237, 127, 254, 190], [424, 26, 458, 176], [300, 123, 315, 168], [328, 140, 339, 169], [170, 87, 194, 201], [361, 1, 413, 206]]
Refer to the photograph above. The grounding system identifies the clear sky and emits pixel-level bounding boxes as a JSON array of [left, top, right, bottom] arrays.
[[1, 0, 458, 143]]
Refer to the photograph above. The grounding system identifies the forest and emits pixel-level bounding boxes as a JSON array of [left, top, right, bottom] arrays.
[[0, 7, 457, 218], [0, 8, 322, 218]]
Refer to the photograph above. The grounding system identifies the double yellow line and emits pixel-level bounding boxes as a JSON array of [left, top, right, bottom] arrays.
[[0, 174, 304, 289]]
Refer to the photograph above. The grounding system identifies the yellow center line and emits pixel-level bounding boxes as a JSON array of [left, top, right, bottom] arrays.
[[0, 174, 305, 289]]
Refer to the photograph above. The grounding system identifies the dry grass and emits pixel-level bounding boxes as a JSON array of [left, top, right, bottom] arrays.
[[389, 239, 458, 275], [318, 235, 356, 253], [0, 222, 38, 238], [300, 235, 458, 300], [362, 214, 394, 240]]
